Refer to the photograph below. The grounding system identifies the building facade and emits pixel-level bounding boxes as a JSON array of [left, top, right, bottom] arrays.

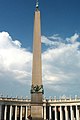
[[0, 0, 80, 120]]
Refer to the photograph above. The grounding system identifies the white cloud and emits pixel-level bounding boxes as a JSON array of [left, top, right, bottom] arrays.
[[12, 40, 22, 48], [66, 33, 79, 43], [42, 33, 80, 96], [0, 32, 21, 48], [41, 36, 53, 46], [0, 32, 32, 84], [0, 32, 80, 97], [49, 34, 63, 41], [41, 35, 65, 48]]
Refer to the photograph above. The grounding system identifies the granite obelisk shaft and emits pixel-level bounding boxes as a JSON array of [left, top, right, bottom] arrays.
[[31, 2, 44, 120]]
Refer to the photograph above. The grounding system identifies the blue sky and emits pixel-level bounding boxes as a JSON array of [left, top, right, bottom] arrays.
[[0, 0, 80, 98], [0, 0, 80, 48]]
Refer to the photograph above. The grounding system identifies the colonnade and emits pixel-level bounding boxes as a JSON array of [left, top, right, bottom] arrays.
[[0, 104, 28, 120], [43, 105, 80, 120], [0, 103, 80, 120]]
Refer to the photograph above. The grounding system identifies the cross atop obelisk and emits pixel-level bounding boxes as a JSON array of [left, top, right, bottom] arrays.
[[31, 0, 44, 119], [36, 0, 39, 10]]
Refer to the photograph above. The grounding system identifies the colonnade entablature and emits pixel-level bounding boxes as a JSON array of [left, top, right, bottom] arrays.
[[0, 95, 80, 104]]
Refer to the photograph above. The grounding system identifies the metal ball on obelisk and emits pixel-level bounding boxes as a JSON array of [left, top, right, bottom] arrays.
[[36, 0, 39, 8]]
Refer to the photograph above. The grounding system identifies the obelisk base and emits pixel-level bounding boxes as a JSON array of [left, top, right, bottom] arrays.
[[31, 105, 43, 120]]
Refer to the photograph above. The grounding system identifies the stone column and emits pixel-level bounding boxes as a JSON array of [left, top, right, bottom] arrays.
[[44, 106, 46, 120], [55, 106, 57, 120], [9, 105, 12, 120], [15, 106, 17, 120], [0, 105, 2, 120], [25, 106, 28, 120], [65, 106, 68, 120], [60, 106, 63, 120], [49, 106, 51, 120], [70, 106, 74, 120], [42, 106, 43, 119], [76, 105, 79, 120], [20, 106, 22, 120], [4, 105, 7, 120]]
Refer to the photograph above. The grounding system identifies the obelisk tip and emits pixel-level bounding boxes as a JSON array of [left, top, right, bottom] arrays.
[[36, 0, 39, 10]]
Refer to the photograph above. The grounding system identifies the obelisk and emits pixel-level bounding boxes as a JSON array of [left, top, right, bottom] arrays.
[[31, 0, 44, 120]]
